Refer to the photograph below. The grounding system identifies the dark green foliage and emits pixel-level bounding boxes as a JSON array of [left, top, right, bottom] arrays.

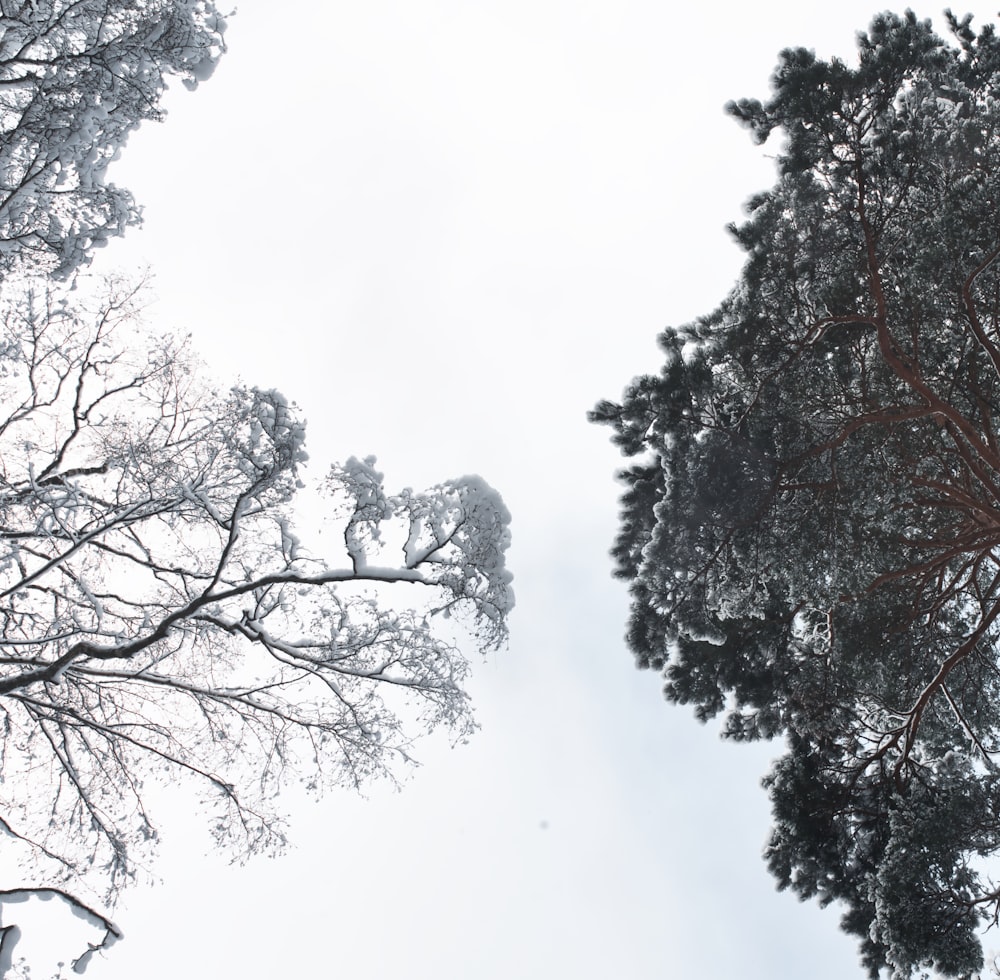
[[594, 10, 1000, 978]]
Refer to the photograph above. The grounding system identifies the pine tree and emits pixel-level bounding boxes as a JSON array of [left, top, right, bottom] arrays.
[[594, 12, 1000, 978]]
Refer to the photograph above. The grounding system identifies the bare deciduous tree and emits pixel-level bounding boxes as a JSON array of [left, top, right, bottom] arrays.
[[0, 274, 513, 971], [0, 0, 228, 279]]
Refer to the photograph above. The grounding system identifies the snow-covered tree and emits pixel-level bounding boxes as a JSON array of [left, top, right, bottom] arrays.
[[0, 273, 513, 971], [0, 0, 227, 279], [594, 11, 1000, 979]]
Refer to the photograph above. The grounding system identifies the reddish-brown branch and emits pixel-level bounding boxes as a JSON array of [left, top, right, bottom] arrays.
[[961, 242, 1000, 380], [897, 600, 1000, 772]]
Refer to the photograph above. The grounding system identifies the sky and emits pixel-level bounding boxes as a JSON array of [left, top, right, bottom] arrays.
[[20, 1, 1000, 977]]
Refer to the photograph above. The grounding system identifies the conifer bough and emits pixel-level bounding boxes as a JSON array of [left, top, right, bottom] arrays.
[[594, 11, 1000, 979]]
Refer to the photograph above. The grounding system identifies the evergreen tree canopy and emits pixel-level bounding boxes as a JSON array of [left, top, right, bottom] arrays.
[[593, 11, 1000, 979]]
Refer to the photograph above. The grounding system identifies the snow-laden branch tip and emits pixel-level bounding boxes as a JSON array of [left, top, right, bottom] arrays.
[[0, 887, 122, 975]]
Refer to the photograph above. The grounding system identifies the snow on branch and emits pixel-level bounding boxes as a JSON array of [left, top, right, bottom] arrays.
[[0, 0, 228, 280], [0, 273, 514, 961], [0, 887, 121, 975]]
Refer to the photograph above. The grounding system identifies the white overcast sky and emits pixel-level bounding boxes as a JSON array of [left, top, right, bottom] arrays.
[[24, 2, 1000, 978]]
